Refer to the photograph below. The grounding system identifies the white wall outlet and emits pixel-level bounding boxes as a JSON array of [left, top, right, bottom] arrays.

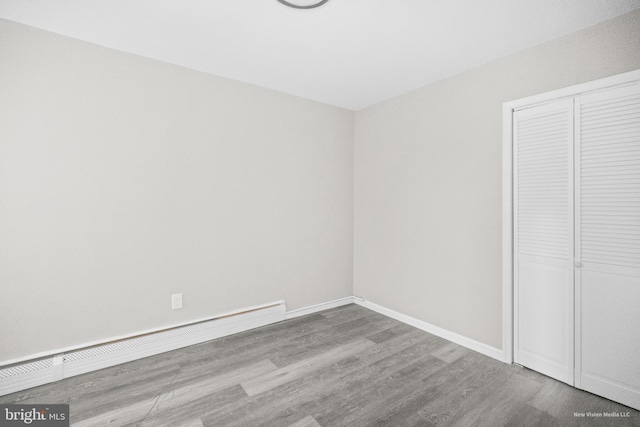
[[171, 293, 183, 310]]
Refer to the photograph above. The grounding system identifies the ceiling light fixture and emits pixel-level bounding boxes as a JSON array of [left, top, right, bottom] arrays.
[[276, 0, 330, 9]]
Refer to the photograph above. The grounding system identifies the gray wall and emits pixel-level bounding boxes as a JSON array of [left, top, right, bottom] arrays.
[[0, 19, 354, 363], [354, 10, 640, 350], [3, 9, 640, 364]]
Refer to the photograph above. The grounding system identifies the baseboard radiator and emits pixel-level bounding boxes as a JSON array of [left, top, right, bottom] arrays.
[[0, 302, 286, 397]]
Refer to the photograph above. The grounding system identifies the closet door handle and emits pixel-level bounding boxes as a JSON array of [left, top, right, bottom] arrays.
[[575, 262, 582, 268]]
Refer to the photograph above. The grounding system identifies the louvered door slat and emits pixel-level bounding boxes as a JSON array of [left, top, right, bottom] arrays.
[[581, 111, 640, 128], [583, 229, 640, 237], [516, 101, 571, 257], [580, 123, 640, 138], [582, 141, 640, 153], [514, 78, 640, 409], [581, 91, 640, 108], [575, 82, 640, 411], [582, 101, 640, 117], [514, 98, 573, 385], [579, 87, 640, 269]]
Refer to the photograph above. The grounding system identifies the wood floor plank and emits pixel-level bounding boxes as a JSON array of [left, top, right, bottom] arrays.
[[286, 415, 322, 427], [202, 329, 441, 426], [381, 351, 507, 426], [365, 322, 416, 344], [317, 355, 449, 427], [355, 328, 445, 366], [240, 338, 374, 396], [73, 359, 274, 426], [2, 304, 639, 427], [177, 419, 205, 427], [445, 367, 542, 427], [272, 314, 396, 367], [124, 385, 247, 427], [206, 329, 440, 425], [504, 403, 560, 427], [528, 374, 579, 419], [345, 353, 492, 426], [259, 353, 443, 427], [202, 356, 365, 427], [430, 342, 469, 364]]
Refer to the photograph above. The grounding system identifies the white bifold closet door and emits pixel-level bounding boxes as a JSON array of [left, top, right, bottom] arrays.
[[575, 84, 640, 410], [514, 98, 574, 385], [514, 82, 640, 410]]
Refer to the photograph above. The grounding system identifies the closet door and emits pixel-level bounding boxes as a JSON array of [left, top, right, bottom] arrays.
[[575, 83, 640, 409], [514, 99, 574, 384]]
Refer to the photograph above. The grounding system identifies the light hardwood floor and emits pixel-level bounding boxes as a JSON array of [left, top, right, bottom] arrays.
[[2, 304, 639, 426]]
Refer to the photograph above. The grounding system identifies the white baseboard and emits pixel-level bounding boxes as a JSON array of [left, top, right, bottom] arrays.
[[285, 296, 355, 320], [1, 295, 506, 397], [354, 297, 504, 361], [0, 302, 286, 397]]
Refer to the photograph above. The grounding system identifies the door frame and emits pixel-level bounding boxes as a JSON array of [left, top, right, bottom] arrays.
[[501, 68, 640, 364]]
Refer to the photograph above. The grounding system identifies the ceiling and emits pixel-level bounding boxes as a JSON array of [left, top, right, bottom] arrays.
[[1, 0, 639, 110]]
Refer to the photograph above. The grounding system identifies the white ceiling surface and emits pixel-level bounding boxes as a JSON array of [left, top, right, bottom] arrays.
[[1, 1, 639, 110]]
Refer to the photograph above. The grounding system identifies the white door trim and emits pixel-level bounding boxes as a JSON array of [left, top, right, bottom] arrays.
[[501, 68, 640, 364]]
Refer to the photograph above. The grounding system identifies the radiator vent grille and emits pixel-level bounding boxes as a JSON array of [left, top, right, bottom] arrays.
[[0, 359, 53, 380], [0, 301, 286, 396], [63, 320, 221, 363]]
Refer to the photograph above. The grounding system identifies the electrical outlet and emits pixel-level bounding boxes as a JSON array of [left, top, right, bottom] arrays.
[[171, 293, 183, 310]]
